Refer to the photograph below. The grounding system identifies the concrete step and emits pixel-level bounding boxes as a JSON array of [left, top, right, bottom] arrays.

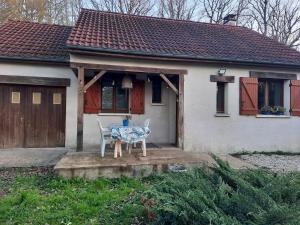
[[54, 150, 255, 179]]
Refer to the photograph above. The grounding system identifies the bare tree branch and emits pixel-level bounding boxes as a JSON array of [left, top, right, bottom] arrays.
[[89, 0, 154, 15], [268, 1, 300, 48], [201, 0, 236, 23], [157, 0, 199, 20]]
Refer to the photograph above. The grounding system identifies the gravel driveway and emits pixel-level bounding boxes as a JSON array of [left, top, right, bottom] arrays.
[[239, 154, 300, 172]]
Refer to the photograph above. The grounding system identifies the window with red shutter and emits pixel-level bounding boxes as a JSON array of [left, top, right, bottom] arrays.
[[240, 77, 258, 115], [290, 80, 300, 116], [131, 80, 145, 114], [100, 78, 129, 113], [84, 81, 100, 114]]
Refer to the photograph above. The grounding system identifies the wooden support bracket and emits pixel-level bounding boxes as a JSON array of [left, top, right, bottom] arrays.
[[160, 73, 179, 95], [83, 70, 107, 92]]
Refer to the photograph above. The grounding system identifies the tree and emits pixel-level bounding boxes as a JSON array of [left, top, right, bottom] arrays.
[[0, 0, 85, 25], [249, 0, 300, 48], [0, 0, 12, 23], [268, 1, 300, 48], [68, 0, 84, 24], [248, 0, 275, 35], [201, 0, 235, 23], [89, 0, 154, 15], [200, 0, 250, 25], [157, 0, 199, 20], [235, 0, 250, 25]]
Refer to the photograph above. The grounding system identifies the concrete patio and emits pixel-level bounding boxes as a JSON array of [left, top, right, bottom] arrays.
[[0, 148, 69, 167], [54, 149, 255, 179]]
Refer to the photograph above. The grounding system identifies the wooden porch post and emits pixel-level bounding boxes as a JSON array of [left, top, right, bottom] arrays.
[[177, 74, 184, 149], [77, 67, 85, 151]]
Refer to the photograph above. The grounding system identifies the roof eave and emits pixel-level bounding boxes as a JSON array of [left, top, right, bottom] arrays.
[[67, 45, 300, 70], [0, 55, 70, 66]]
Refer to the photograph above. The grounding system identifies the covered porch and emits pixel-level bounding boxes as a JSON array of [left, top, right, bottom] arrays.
[[71, 62, 186, 153]]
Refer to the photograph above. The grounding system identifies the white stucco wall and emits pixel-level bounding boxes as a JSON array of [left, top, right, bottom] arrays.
[[71, 54, 300, 153], [0, 62, 78, 148]]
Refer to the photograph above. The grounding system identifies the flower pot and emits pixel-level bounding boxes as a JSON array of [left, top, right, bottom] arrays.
[[123, 119, 129, 126], [275, 111, 284, 115], [261, 111, 271, 115]]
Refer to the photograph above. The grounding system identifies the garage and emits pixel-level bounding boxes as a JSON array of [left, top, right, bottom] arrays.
[[0, 76, 70, 148]]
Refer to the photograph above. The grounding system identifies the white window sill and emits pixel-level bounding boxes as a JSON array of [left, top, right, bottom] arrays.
[[151, 103, 165, 106], [256, 114, 290, 118], [215, 113, 230, 117], [98, 113, 131, 116]]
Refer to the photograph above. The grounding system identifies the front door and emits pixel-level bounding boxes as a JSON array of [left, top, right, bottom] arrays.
[[0, 84, 66, 148]]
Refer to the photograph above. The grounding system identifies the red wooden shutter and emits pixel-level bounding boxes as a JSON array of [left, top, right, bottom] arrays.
[[240, 77, 258, 115], [131, 80, 145, 114], [290, 80, 300, 116], [84, 81, 100, 114]]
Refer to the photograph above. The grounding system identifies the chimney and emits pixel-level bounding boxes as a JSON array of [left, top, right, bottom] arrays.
[[223, 14, 237, 26]]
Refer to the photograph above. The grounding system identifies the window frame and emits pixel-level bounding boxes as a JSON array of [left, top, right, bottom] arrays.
[[151, 77, 163, 104], [100, 80, 129, 113], [216, 82, 225, 114], [258, 78, 284, 111]]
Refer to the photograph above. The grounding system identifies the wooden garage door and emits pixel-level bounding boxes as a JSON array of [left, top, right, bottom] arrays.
[[0, 84, 66, 148]]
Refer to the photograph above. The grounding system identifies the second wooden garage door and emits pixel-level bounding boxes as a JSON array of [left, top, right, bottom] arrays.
[[0, 84, 66, 148]]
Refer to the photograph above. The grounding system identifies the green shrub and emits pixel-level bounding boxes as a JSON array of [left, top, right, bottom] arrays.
[[141, 158, 300, 225]]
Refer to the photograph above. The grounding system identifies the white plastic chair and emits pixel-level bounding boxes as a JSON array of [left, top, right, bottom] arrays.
[[97, 118, 114, 157], [144, 119, 150, 128], [128, 118, 150, 157]]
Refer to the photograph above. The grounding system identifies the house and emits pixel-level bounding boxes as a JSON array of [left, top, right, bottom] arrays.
[[1, 8, 300, 153]]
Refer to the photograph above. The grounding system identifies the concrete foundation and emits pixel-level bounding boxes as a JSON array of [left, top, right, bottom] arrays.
[[54, 149, 255, 179]]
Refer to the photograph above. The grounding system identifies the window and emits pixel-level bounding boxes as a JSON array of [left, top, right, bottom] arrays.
[[101, 79, 129, 113], [53, 93, 62, 105], [32, 92, 41, 104], [216, 82, 225, 113], [152, 77, 162, 104], [11, 92, 20, 104], [258, 79, 284, 110]]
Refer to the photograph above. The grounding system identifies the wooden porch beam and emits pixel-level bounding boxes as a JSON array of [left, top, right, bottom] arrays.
[[160, 74, 179, 95], [83, 70, 107, 92], [77, 67, 85, 152], [70, 62, 187, 75], [210, 75, 235, 83], [0, 75, 70, 87], [250, 71, 297, 80], [177, 75, 184, 149]]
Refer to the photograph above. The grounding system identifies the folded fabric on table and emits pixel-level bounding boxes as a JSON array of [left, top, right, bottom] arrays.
[[111, 126, 150, 144]]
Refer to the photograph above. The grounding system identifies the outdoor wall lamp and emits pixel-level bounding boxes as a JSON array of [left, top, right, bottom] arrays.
[[122, 75, 133, 89], [218, 68, 227, 76]]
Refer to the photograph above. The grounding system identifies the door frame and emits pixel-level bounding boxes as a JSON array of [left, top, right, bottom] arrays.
[[0, 75, 70, 148]]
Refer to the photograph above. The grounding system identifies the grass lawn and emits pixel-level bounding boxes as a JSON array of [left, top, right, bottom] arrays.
[[0, 168, 145, 225], [0, 158, 299, 225]]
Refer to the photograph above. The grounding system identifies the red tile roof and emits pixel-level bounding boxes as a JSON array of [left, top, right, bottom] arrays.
[[0, 20, 72, 63], [67, 9, 300, 67]]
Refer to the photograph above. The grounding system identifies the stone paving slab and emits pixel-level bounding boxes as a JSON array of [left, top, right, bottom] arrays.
[[216, 154, 256, 170], [0, 148, 70, 167]]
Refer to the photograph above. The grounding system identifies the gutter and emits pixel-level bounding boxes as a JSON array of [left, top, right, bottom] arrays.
[[67, 45, 300, 70]]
